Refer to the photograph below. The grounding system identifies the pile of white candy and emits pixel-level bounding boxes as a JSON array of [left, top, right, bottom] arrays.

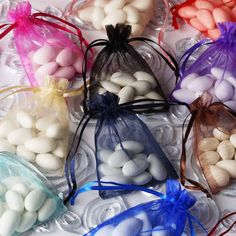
[[0, 110, 67, 173], [198, 127, 236, 190], [29, 40, 83, 84], [172, 67, 236, 111], [0, 176, 58, 236], [94, 211, 170, 236], [98, 71, 163, 104], [99, 140, 167, 186], [78, 0, 154, 36]]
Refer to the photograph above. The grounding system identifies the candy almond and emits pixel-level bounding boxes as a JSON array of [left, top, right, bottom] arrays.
[[178, 6, 198, 18], [123, 5, 140, 24], [104, 0, 126, 14], [196, 9, 215, 29], [118, 86, 135, 104], [204, 165, 230, 193], [16, 211, 37, 233], [0, 210, 21, 236], [216, 160, 236, 179], [110, 72, 136, 87], [129, 0, 153, 11], [213, 127, 230, 141], [217, 140, 235, 160], [230, 134, 236, 148], [102, 10, 127, 28], [198, 137, 219, 152], [213, 8, 231, 23], [199, 151, 220, 166]]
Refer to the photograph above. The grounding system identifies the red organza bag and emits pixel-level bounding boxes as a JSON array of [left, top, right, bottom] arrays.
[[0, 1, 92, 87], [171, 0, 236, 40]]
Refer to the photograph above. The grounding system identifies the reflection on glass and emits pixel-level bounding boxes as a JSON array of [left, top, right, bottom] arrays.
[[0, 0, 19, 23], [82, 196, 127, 232], [44, 5, 62, 18], [56, 211, 83, 234], [34, 222, 54, 233], [175, 37, 199, 60], [188, 193, 219, 234]]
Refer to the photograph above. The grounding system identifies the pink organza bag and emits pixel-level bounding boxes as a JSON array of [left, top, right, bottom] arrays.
[[0, 1, 92, 87]]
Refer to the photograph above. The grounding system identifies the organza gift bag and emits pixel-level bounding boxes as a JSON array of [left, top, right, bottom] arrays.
[[172, 22, 236, 111], [0, 152, 66, 236], [0, 1, 92, 87], [0, 76, 83, 176], [82, 24, 179, 113], [69, 180, 207, 236], [65, 92, 178, 201], [171, 0, 236, 40], [180, 93, 236, 194], [65, 0, 154, 36]]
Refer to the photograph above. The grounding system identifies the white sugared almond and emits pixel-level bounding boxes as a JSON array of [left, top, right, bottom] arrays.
[[115, 140, 144, 154], [101, 80, 121, 94], [213, 127, 230, 141], [205, 165, 230, 189], [198, 137, 219, 152], [0, 120, 19, 138], [216, 160, 236, 179], [24, 189, 46, 212], [110, 72, 136, 87], [118, 86, 135, 104], [35, 154, 63, 171], [7, 128, 35, 145], [217, 140, 235, 160], [130, 80, 152, 96], [133, 71, 157, 88], [199, 151, 220, 166], [25, 137, 56, 154], [0, 210, 21, 236], [108, 150, 130, 168], [230, 134, 236, 148]]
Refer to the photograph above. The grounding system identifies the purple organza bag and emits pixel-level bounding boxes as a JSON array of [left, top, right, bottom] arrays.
[[172, 22, 236, 111]]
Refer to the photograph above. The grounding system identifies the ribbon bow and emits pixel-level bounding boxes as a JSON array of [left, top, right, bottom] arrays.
[[1, 1, 85, 44], [70, 179, 207, 236], [0, 76, 84, 104]]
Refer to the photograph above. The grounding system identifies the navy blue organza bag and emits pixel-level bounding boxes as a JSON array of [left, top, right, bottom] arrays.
[[64, 92, 178, 202], [70, 180, 207, 236]]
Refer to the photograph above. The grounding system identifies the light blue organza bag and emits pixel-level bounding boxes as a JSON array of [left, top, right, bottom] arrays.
[[0, 152, 67, 236]]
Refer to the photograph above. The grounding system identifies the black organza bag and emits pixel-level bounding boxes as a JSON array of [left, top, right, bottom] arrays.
[[82, 24, 179, 113], [65, 92, 178, 202]]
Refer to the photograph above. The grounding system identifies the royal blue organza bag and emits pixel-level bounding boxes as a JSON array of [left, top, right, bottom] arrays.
[[70, 180, 207, 236], [172, 22, 236, 111], [64, 92, 178, 202]]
